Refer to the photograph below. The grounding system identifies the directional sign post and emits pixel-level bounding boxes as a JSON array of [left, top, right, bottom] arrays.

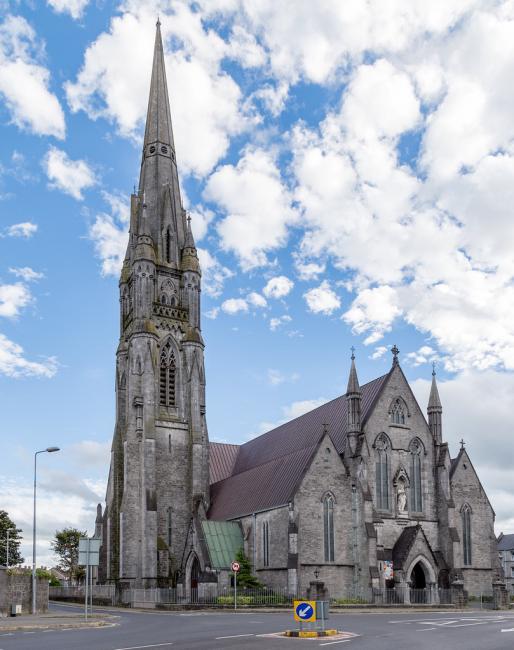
[[231, 561, 240, 612], [294, 600, 316, 623]]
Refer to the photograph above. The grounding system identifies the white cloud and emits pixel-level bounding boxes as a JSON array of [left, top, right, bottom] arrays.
[[294, 257, 326, 281], [370, 345, 388, 360], [0, 282, 32, 318], [43, 147, 96, 200], [268, 368, 285, 386], [206, 148, 297, 269], [0, 15, 65, 138], [65, 3, 248, 176], [247, 291, 267, 308], [204, 307, 220, 320], [0, 333, 57, 378], [4, 222, 37, 238], [344, 286, 401, 345], [406, 345, 438, 366], [9, 267, 44, 282], [269, 314, 292, 331], [47, 0, 90, 20], [256, 396, 327, 436], [221, 297, 248, 315], [263, 275, 294, 299], [89, 194, 129, 277], [197, 248, 234, 298], [304, 280, 340, 315], [66, 440, 110, 468]]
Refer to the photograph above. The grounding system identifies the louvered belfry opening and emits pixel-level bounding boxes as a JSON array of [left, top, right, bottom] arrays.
[[160, 340, 176, 407]]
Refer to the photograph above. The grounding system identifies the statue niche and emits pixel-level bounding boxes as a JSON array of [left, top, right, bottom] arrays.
[[393, 466, 410, 519]]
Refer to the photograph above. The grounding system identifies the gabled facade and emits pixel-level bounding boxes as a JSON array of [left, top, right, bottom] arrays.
[[209, 351, 499, 599], [498, 534, 514, 595]]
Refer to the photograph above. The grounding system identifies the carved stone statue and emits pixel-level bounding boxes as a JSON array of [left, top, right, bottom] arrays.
[[397, 479, 407, 513]]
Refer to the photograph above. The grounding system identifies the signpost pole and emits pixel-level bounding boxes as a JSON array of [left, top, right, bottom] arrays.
[[234, 570, 237, 612], [85, 541, 90, 621]]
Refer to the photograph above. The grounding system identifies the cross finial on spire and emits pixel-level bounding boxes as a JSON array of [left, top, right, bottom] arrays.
[[391, 344, 400, 365], [350, 345, 355, 360], [156, 15, 161, 27], [432, 361, 436, 376], [460, 438, 465, 450], [187, 212, 192, 227]]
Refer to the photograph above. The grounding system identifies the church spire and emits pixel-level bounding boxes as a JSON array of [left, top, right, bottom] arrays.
[[346, 347, 362, 436], [428, 363, 442, 443], [138, 19, 185, 260]]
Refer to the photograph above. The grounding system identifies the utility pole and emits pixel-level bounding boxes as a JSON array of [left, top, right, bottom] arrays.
[[6, 530, 9, 569]]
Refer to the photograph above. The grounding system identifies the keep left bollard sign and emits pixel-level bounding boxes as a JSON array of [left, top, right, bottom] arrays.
[[293, 600, 316, 623]]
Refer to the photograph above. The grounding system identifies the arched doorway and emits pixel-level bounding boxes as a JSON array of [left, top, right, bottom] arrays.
[[410, 561, 427, 603], [190, 556, 200, 603]]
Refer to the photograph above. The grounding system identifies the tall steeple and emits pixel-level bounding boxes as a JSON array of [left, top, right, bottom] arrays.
[[137, 19, 185, 262], [346, 347, 362, 437], [428, 363, 442, 443]]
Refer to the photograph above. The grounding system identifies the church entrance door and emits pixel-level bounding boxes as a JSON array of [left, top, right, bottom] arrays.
[[410, 561, 427, 603], [190, 556, 200, 603]]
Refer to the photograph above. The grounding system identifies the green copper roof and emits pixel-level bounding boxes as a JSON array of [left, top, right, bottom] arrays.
[[202, 520, 243, 570]]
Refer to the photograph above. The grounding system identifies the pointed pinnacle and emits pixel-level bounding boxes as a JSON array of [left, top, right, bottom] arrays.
[[347, 349, 361, 395], [428, 364, 442, 410]]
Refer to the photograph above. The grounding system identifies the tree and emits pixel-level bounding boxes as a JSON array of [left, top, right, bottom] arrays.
[[234, 548, 262, 588], [0, 510, 24, 567], [51, 527, 87, 582]]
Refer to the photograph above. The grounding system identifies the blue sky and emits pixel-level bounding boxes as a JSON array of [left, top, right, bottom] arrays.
[[1, 0, 514, 566]]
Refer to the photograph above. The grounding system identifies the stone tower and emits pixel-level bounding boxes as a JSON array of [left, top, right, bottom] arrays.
[[99, 20, 209, 588]]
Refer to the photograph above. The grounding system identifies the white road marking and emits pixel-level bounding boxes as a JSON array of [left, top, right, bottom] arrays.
[[416, 628, 436, 631], [501, 628, 514, 632], [216, 634, 255, 639], [113, 644, 173, 650], [447, 622, 488, 628], [319, 641, 351, 646]]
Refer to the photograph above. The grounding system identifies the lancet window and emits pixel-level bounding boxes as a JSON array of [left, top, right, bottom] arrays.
[[410, 438, 423, 512], [462, 505, 472, 565], [159, 340, 176, 407], [391, 398, 406, 425], [375, 434, 390, 510], [263, 521, 270, 567], [323, 494, 335, 562]]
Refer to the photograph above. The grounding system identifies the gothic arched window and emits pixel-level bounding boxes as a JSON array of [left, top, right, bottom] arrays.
[[375, 434, 390, 510], [262, 521, 270, 567], [159, 340, 176, 407], [462, 505, 472, 565], [391, 398, 406, 425], [410, 438, 423, 512], [323, 494, 335, 562]]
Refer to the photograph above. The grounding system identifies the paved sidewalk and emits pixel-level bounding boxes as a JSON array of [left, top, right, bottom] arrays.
[[0, 611, 117, 632]]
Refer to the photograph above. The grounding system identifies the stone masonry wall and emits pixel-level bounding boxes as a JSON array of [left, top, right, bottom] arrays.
[[0, 569, 48, 616]]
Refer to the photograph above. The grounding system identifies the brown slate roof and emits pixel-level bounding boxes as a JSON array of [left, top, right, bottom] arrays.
[[208, 373, 389, 520], [209, 442, 240, 484]]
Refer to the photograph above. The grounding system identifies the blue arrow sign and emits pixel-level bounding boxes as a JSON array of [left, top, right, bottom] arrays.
[[295, 602, 314, 620]]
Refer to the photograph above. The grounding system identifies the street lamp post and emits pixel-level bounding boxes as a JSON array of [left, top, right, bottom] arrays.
[[6, 529, 9, 569], [32, 447, 60, 615]]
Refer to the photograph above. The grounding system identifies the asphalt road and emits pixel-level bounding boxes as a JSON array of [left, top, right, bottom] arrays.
[[1, 604, 513, 650]]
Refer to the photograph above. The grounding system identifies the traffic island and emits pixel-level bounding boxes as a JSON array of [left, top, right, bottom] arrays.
[[284, 629, 338, 637]]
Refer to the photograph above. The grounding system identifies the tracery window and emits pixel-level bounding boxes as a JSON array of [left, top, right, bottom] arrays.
[[410, 438, 423, 512], [323, 494, 335, 562], [159, 340, 176, 407], [375, 434, 390, 510], [263, 521, 270, 567], [462, 505, 472, 565], [391, 398, 406, 425]]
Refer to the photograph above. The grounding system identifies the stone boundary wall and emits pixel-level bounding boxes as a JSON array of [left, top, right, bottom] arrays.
[[0, 568, 49, 616]]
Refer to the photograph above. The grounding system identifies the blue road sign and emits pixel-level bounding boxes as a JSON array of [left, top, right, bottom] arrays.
[[294, 601, 315, 622]]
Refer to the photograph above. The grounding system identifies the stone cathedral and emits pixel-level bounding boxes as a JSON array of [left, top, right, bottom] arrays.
[[97, 22, 499, 601]]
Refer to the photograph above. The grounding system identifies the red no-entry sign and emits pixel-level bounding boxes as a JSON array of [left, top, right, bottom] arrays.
[[231, 561, 240, 572]]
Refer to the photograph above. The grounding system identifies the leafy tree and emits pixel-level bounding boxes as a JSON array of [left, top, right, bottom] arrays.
[[51, 527, 87, 582], [36, 567, 61, 586], [0, 510, 24, 567], [234, 548, 262, 588]]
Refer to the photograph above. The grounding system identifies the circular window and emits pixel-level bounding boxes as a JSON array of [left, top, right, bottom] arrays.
[[149, 145, 156, 154], [161, 145, 168, 154]]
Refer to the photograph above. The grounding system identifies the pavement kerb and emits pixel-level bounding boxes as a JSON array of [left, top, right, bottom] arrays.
[[0, 614, 118, 632]]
